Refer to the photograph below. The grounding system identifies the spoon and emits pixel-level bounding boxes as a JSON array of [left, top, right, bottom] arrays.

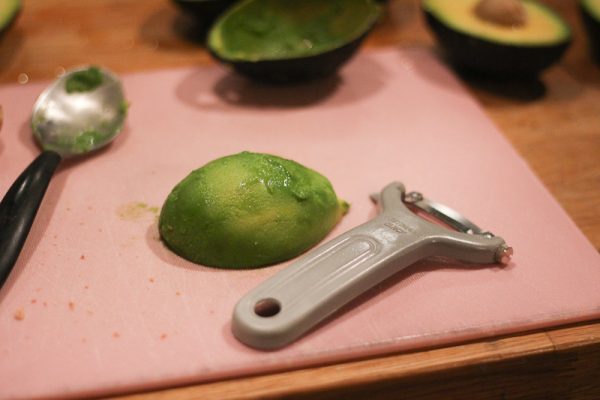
[[0, 66, 127, 288]]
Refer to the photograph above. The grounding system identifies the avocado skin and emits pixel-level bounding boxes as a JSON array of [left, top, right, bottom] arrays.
[[209, 32, 369, 84], [0, 0, 21, 37], [171, 0, 237, 27], [581, 3, 600, 62], [424, 10, 571, 77]]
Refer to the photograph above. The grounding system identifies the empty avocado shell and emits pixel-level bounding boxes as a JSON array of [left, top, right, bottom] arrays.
[[207, 0, 382, 83], [423, 0, 571, 77]]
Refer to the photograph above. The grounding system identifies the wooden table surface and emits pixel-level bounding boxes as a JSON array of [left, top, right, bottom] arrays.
[[1, 1, 599, 399]]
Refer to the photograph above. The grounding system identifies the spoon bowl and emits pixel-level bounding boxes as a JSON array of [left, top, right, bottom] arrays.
[[32, 67, 126, 157], [0, 66, 127, 289]]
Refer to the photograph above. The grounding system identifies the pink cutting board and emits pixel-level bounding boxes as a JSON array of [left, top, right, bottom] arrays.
[[1, 48, 599, 400]]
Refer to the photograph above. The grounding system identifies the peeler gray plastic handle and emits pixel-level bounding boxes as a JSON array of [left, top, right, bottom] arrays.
[[232, 182, 513, 350]]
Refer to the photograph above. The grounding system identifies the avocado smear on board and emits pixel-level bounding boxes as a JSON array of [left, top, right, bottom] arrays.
[[159, 152, 349, 269]]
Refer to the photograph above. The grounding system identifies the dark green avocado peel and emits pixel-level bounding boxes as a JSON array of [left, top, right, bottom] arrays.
[[171, 0, 237, 30]]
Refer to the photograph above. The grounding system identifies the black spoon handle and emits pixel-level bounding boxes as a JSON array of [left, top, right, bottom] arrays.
[[0, 150, 62, 288]]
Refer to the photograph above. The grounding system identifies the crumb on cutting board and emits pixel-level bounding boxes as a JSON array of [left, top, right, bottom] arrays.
[[14, 309, 25, 321]]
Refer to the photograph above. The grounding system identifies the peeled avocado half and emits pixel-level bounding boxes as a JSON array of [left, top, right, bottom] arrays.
[[581, 0, 600, 62], [159, 152, 349, 269], [207, 0, 381, 82], [0, 0, 20, 36], [423, 0, 571, 76]]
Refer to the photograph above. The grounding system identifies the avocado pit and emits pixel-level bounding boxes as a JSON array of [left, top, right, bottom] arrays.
[[474, 0, 526, 27]]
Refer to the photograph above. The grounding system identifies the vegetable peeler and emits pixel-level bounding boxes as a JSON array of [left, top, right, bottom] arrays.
[[232, 182, 513, 350]]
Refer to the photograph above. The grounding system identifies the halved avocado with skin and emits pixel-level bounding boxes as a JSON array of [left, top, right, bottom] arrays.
[[423, 0, 571, 77], [581, 0, 600, 62], [208, 0, 381, 83], [0, 0, 21, 36]]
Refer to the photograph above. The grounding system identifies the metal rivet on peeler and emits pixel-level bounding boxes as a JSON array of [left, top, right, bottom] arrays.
[[496, 245, 514, 264], [405, 191, 423, 203]]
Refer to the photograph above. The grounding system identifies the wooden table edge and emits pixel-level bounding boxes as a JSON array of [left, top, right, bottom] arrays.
[[115, 319, 600, 399]]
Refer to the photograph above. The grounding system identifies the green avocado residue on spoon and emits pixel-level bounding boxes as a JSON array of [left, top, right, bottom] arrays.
[[159, 152, 349, 269], [65, 66, 104, 93], [53, 129, 108, 154]]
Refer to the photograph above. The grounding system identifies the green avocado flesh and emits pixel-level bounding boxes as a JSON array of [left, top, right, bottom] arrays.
[[159, 152, 349, 269], [208, 0, 380, 62], [423, 0, 570, 46], [0, 0, 20, 32], [582, 0, 600, 21], [65, 67, 104, 93]]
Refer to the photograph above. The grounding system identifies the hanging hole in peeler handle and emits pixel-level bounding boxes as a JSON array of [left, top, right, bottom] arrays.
[[254, 298, 281, 317]]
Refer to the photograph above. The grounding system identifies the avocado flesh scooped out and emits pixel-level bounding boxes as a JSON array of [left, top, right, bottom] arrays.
[[207, 0, 381, 82], [423, 0, 571, 76], [159, 152, 349, 269]]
